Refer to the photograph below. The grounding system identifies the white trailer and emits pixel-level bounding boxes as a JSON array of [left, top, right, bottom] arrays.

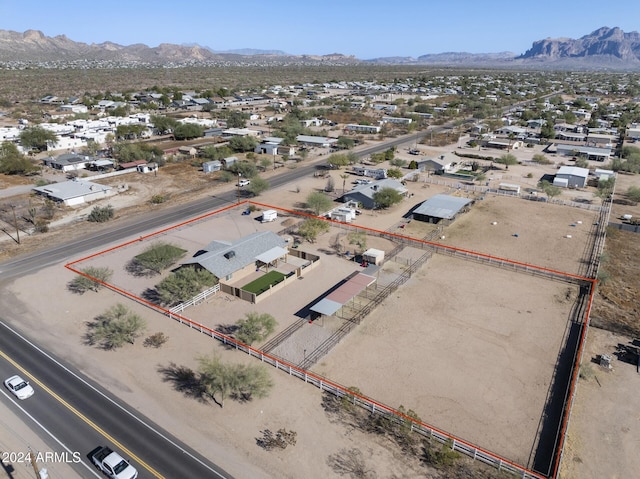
[[261, 209, 278, 223]]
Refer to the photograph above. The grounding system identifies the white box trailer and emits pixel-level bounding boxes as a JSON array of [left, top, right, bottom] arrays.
[[498, 182, 521, 194], [261, 209, 278, 222]]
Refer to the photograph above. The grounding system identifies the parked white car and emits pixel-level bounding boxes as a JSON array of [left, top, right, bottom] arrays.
[[4, 375, 35, 400], [237, 179, 250, 187]]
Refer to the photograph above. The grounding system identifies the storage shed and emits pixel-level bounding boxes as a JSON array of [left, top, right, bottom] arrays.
[[362, 248, 384, 266], [203, 160, 222, 173]]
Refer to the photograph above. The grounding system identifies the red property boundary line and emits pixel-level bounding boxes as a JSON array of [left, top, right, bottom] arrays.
[[66, 200, 596, 479]]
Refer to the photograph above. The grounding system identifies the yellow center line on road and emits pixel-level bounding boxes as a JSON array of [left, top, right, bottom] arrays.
[[0, 349, 164, 478]]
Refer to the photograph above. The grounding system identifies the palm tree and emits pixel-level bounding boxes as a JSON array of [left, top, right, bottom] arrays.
[[340, 174, 350, 194]]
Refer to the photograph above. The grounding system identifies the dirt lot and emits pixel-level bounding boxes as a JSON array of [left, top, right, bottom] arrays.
[[3, 142, 640, 479]]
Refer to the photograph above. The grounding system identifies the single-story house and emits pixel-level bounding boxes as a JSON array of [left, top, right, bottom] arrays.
[[178, 146, 197, 157], [33, 179, 114, 206], [183, 231, 288, 282], [296, 135, 338, 148], [222, 128, 261, 137], [118, 160, 148, 170], [87, 159, 115, 171], [42, 153, 94, 172], [554, 144, 611, 162], [341, 179, 408, 209], [626, 127, 640, 140], [554, 166, 589, 188], [417, 155, 453, 174], [412, 194, 474, 224], [254, 137, 296, 156], [344, 124, 381, 134]]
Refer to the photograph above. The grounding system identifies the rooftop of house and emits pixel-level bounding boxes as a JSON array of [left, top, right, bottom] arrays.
[[183, 231, 288, 279]]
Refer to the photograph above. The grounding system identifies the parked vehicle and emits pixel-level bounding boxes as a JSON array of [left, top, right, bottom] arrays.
[[89, 446, 138, 479], [261, 209, 278, 222], [4, 375, 34, 400], [237, 179, 250, 187]]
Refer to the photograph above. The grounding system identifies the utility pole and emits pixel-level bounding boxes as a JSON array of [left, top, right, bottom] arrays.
[[10, 204, 20, 244], [28, 446, 44, 478]]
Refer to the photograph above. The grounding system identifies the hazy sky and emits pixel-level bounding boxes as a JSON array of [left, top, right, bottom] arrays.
[[2, 0, 639, 59]]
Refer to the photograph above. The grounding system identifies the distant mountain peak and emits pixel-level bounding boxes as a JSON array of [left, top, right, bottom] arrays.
[[518, 26, 640, 65]]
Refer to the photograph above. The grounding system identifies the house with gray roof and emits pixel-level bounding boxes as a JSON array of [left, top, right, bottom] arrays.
[[33, 179, 114, 206], [42, 153, 94, 172], [341, 179, 408, 209], [412, 194, 474, 224], [183, 231, 288, 282]]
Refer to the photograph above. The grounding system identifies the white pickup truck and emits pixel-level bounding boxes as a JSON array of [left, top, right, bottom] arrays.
[[89, 446, 138, 479]]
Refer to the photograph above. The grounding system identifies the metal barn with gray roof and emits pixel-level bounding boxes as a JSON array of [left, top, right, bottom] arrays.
[[412, 194, 474, 224]]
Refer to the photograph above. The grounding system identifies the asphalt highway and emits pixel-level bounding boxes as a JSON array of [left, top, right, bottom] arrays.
[[0, 319, 232, 478]]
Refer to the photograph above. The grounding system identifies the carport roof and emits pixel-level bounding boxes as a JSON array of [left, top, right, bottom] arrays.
[[310, 272, 376, 316], [255, 246, 288, 264]]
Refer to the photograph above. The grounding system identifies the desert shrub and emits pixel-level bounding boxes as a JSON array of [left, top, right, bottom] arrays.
[[235, 312, 277, 345], [127, 242, 187, 276], [150, 194, 168, 204], [143, 332, 169, 348], [87, 204, 114, 222], [67, 266, 113, 294], [85, 303, 146, 350], [257, 429, 297, 451]]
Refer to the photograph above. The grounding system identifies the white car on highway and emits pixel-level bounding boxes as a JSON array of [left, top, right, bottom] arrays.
[[4, 375, 35, 400]]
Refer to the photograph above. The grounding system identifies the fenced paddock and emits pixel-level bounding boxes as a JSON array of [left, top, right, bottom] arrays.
[[65, 199, 599, 479]]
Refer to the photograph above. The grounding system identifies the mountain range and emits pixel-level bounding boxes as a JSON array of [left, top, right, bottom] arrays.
[[1, 27, 639, 70]]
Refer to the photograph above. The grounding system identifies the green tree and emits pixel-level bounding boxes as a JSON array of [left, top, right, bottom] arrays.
[[226, 111, 248, 128], [155, 265, 218, 306], [247, 176, 269, 196], [116, 124, 147, 140], [626, 186, 640, 203], [150, 115, 178, 134], [201, 145, 233, 161], [298, 218, 330, 243], [112, 143, 163, 163], [340, 173, 350, 194], [306, 191, 333, 215], [372, 187, 404, 209], [198, 355, 273, 408], [496, 153, 518, 168], [19, 126, 57, 152], [86, 303, 146, 350], [531, 153, 551, 164], [67, 266, 113, 294], [538, 180, 562, 199], [228, 160, 258, 178], [336, 137, 355, 149], [229, 135, 258, 152], [387, 167, 403, 179], [596, 177, 615, 199], [128, 242, 187, 276], [346, 231, 367, 253], [235, 312, 277, 345], [540, 120, 555, 140], [174, 123, 204, 140], [0, 141, 37, 175], [327, 153, 350, 169]]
